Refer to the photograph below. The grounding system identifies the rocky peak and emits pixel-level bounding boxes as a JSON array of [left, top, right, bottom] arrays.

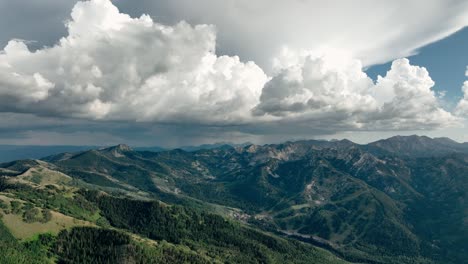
[[114, 144, 132, 152], [101, 144, 133, 158]]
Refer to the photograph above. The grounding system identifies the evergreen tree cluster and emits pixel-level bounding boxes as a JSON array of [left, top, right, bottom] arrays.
[[82, 190, 344, 264]]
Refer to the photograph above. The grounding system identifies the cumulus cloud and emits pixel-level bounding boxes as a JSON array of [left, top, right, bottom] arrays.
[[254, 51, 457, 130], [371, 59, 457, 129], [0, 0, 461, 137], [0, 0, 267, 123], [254, 50, 376, 117], [455, 67, 468, 116]]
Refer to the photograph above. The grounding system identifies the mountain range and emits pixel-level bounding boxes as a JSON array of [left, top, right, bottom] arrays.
[[0, 135, 467, 263], [0, 142, 253, 163]]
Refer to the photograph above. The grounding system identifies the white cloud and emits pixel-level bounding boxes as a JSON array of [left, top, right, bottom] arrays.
[[0, 0, 462, 138], [455, 67, 468, 116], [370, 59, 458, 129], [457, 85, 468, 115], [0, 0, 267, 123], [141, 0, 468, 70], [254, 51, 457, 130]]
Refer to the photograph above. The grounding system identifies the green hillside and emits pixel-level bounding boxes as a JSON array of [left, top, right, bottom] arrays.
[[1, 136, 467, 263], [0, 172, 347, 263]]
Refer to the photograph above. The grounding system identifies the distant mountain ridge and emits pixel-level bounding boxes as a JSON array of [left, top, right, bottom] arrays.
[[366, 135, 468, 157], [0, 142, 255, 163], [1, 135, 466, 163], [0, 145, 98, 163]]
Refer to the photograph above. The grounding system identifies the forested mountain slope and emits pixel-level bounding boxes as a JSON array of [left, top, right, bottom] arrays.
[[1, 135, 467, 263]]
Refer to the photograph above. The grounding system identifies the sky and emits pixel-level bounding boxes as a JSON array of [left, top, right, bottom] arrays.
[[0, 0, 468, 147]]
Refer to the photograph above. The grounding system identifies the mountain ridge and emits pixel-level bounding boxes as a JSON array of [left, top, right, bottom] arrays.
[[1, 135, 467, 263], [1, 135, 467, 163]]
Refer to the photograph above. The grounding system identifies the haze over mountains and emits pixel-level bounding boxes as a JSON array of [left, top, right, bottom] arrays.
[[1, 135, 466, 163], [0, 135, 467, 263], [0, 142, 254, 163]]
